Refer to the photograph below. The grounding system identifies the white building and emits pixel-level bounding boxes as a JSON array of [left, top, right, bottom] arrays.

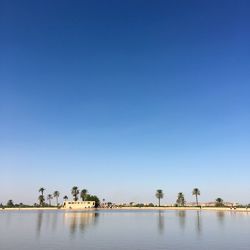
[[63, 200, 95, 209]]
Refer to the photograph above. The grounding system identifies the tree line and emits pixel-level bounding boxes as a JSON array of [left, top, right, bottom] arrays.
[[155, 188, 224, 207], [0, 187, 240, 209], [37, 186, 100, 208]]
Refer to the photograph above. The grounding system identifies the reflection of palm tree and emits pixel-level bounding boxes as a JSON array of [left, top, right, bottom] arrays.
[[195, 211, 202, 234], [51, 212, 58, 231], [70, 214, 78, 235], [64, 212, 99, 236], [192, 188, 200, 206], [157, 211, 165, 234], [217, 211, 225, 225], [36, 212, 43, 237], [93, 212, 99, 225], [177, 211, 186, 230], [155, 189, 164, 207]]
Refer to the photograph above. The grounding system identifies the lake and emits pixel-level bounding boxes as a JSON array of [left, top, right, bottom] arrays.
[[0, 209, 250, 250]]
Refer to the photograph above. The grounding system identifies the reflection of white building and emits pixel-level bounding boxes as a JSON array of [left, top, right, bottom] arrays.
[[63, 201, 95, 209]]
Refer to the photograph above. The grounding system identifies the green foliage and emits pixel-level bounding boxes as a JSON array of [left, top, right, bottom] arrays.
[[47, 194, 53, 206], [53, 191, 60, 206], [7, 200, 14, 207], [53, 191, 60, 198], [192, 188, 200, 196], [80, 189, 88, 201], [38, 188, 46, 206], [176, 192, 185, 207], [134, 203, 144, 207], [155, 189, 164, 206], [215, 198, 224, 207], [192, 188, 200, 206], [38, 195, 45, 206], [39, 188, 45, 195], [71, 186, 79, 201], [147, 203, 154, 207], [107, 202, 113, 207], [85, 194, 100, 208]]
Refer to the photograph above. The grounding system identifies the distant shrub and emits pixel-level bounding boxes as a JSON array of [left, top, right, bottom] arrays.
[[135, 203, 144, 207], [6, 200, 14, 207], [147, 203, 154, 207]]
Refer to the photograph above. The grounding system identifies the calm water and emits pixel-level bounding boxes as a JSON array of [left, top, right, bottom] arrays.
[[0, 210, 250, 250]]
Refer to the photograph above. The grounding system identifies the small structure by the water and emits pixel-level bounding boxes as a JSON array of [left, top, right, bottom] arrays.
[[63, 201, 95, 209]]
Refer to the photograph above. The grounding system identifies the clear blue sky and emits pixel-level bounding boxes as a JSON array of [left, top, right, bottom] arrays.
[[1, 0, 250, 205]]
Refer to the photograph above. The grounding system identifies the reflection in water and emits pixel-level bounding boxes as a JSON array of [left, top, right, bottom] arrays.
[[217, 211, 225, 226], [157, 211, 165, 234], [2, 210, 250, 250], [195, 211, 202, 235], [64, 212, 99, 236], [36, 212, 43, 236], [52, 212, 58, 231], [35, 211, 99, 237], [177, 211, 186, 230]]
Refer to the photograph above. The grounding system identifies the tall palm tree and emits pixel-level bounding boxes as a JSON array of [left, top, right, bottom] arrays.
[[176, 192, 185, 207], [47, 194, 53, 206], [38, 195, 45, 206], [155, 189, 164, 207], [80, 189, 88, 201], [53, 191, 60, 206], [63, 195, 68, 201], [192, 188, 200, 206], [71, 186, 79, 201]]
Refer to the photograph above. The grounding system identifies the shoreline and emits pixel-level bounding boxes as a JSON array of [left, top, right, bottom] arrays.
[[1, 207, 250, 212]]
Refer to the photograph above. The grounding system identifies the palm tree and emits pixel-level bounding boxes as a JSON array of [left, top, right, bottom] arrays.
[[63, 195, 68, 201], [7, 200, 14, 207], [39, 187, 45, 196], [38, 195, 45, 206], [53, 191, 60, 206], [47, 194, 53, 206], [80, 189, 88, 201], [215, 198, 224, 207], [176, 192, 185, 207], [192, 188, 200, 206], [71, 186, 79, 201], [39, 187, 45, 206], [155, 189, 164, 207]]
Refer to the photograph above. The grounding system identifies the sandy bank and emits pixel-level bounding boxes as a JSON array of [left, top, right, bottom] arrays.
[[105, 207, 250, 212], [0, 207, 95, 211], [1, 207, 250, 212]]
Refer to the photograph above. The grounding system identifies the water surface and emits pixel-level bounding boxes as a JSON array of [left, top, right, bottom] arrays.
[[0, 210, 249, 250]]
